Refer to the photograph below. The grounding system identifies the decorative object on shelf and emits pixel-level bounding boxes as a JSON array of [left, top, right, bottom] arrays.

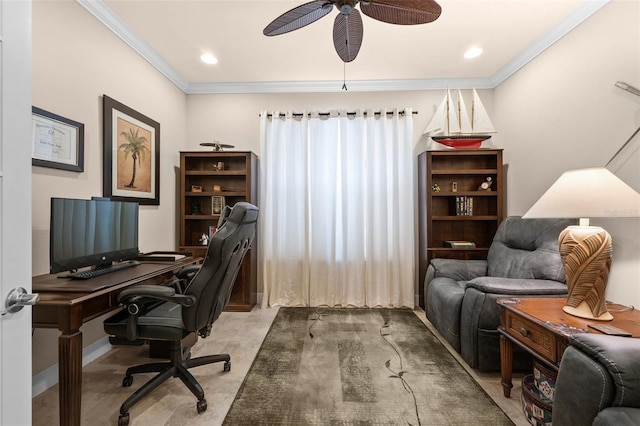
[[31, 106, 85, 172], [103, 95, 160, 205], [451, 182, 458, 192], [423, 89, 495, 149], [211, 195, 226, 214], [191, 185, 202, 192], [213, 184, 222, 192], [523, 167, 640, 321], [443, 240, 476, 248], [199, 233, 208, 246], [191, 200, 201, 215], [264, 1, 441, 63], [432, 183, 441, 192], [199, 141, 234, 151], [213, 161, 224, 171], [477, 177, 493, 191]]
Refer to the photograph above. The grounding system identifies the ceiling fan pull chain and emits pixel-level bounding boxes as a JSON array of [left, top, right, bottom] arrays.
[[342, 62, 348, 91]]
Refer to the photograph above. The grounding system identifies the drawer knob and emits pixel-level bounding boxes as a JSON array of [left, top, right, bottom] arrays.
[[519, 327, 528, 337]]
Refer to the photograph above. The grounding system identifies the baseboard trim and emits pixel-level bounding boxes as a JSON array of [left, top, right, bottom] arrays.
[[32, 337, 112, 398]]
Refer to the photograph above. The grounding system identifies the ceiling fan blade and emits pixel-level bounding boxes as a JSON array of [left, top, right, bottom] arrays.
[[264, 0, 334, 36], [333, 8, 363, 62], [360, 0, 442, 25]]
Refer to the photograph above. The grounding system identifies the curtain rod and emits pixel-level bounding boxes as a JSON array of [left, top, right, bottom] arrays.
[[263, 110, 418, 118]]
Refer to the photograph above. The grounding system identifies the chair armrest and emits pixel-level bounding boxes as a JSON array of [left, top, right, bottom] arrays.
[[569, 333, 640, 407], [427, 258, 487, 282], [554, 334, 640, 426], [117, 284, 197, 308], [175, 265, 201, 280], [465, 276, 568, 296]]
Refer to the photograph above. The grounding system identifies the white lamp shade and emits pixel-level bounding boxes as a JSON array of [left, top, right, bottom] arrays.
[[523, 167, 640, 219]]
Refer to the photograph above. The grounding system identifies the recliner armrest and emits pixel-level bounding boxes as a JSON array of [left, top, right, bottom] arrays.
[[569, 333, 640, 408], [465, 276, 567, 295], [427, 258, 487, 282]]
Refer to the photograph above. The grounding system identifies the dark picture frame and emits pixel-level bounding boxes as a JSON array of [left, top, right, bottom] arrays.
[[32, 107, 84, 172], [103, 95, 160, 205]]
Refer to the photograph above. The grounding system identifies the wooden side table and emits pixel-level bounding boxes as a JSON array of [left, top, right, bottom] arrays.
[[497, 297, 640, 398]]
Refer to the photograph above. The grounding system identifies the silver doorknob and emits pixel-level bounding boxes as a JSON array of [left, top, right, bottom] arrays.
[[1, 287, 40, 315]]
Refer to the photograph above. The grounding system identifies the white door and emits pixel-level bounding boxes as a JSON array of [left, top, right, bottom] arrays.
[[0, 1, 33, 425]]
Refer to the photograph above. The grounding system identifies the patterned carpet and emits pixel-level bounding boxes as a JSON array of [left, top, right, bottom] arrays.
[[223, 307, 513, 425]]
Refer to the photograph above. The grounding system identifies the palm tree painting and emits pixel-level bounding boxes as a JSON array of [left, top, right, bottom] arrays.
[[116, 118, 152, 192]]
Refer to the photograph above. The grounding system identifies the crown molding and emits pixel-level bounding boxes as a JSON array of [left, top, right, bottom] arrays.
[[76, 0, 189, 92], [77, 0, 609, 95], [185, 78, 495, 94], [488, 0, 609, 87]]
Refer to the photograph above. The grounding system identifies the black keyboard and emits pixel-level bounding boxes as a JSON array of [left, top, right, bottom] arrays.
[[66, 260, 141, 280]]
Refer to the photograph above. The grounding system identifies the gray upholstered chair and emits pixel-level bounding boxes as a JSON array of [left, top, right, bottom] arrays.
[[104, 202, 258, 426], [424, 216, 576, 370], [554, 333, 640, 426]]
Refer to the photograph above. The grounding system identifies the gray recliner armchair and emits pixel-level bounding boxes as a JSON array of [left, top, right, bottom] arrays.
[[554, 333, 640, 426], [104, 202, 258, 426], [424, 216, 575, 370]]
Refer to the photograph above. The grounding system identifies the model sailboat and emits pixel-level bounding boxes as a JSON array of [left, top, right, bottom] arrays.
[[423, 89, 496, 149]]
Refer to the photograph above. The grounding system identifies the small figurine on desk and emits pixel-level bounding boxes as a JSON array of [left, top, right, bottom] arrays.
[[199, 233, 209, 246]]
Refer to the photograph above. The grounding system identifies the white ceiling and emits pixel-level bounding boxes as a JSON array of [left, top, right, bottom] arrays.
[[78, 0, 609, 93]]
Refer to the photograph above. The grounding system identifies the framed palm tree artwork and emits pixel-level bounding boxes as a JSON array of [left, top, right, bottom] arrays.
[[103, 95, 160, 205]]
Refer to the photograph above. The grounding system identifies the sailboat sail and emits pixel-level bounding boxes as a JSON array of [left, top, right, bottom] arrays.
[[471, 89, 495, 134], [423, 92, 448, 135], [457, 90, 473, 134]]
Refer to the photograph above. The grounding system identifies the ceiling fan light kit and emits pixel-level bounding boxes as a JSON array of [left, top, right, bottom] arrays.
[[264, 0, 442, 63]]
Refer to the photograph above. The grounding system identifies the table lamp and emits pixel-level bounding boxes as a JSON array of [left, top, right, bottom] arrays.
[[523, 167, 640, 321]]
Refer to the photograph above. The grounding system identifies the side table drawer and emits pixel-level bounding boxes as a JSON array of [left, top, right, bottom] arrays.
[[503, 309, 558, 363]]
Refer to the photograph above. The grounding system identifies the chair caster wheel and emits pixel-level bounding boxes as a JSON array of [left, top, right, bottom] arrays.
[[223, 361, 231, 372], [118, 413, 130, 426], [197, 399, 207, 414], [122, 376, 133, 387]]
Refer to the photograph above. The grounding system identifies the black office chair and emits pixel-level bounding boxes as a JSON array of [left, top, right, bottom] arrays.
[[104, 202, 258, 426]]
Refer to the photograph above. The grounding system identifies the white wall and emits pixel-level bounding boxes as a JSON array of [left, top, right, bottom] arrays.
[[31, 1, 187, 374], [494, 0, 640, 307]]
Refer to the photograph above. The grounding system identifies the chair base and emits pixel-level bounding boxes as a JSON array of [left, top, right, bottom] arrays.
[[117, 340, 230, 426]]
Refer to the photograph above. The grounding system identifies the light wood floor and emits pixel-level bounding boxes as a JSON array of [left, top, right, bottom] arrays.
[[32, 307, 528, 426]]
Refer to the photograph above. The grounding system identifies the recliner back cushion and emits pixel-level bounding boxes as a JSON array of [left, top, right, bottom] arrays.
[[487, 217, 575, 281]]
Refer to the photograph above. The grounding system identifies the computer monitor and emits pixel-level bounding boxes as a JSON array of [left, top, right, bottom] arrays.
[[49, 197, 139, 274]]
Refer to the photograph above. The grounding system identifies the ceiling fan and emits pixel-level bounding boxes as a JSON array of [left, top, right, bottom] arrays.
[[263, 0, 442, 63]]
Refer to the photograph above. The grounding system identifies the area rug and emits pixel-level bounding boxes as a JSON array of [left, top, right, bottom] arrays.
[[223, 308, 512, 425]]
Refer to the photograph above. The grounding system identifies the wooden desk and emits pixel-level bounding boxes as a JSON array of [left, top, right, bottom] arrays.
[[498, 297, 640, 398], [32, 257, 201, 426]]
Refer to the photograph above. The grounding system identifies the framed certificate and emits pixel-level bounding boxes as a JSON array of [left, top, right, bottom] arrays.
[[32, 107, 84, 172]]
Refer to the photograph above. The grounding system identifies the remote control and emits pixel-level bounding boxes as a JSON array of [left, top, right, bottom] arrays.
[[588, 323, 632, 336]]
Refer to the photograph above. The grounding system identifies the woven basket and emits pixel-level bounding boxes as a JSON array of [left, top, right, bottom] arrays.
[[533, 360, 557, 401], [521, 374, 553, 426]]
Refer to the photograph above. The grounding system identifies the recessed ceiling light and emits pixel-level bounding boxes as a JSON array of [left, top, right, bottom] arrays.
[[200, 53, 218, 65], [464, 47, 483, 59]]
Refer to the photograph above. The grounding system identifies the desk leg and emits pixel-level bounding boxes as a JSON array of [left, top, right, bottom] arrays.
[[500, 334, 513, 398], [59, 330, 83, 426]]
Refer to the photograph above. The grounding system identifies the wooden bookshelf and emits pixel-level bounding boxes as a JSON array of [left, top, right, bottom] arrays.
[[418, 149, 504, 308], [179, 151, 258, 311]]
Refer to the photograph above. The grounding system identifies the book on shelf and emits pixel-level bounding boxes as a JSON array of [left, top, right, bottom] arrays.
[[443, 240, 477, 249], [453, 196, 474, 216]]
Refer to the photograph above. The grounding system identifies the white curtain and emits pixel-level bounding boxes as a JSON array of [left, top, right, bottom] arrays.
[[260, 109, 414, 308]]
